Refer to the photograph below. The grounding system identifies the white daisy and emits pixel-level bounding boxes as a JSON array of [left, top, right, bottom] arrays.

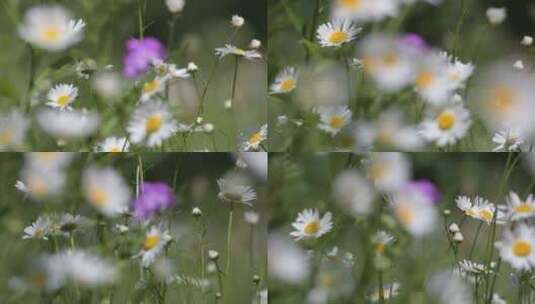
[[82, 166, 131, 218], [268, 234, 310, 284], [18, 5, 85, 52], [419, 100, 471, 147], [364, 152, 411, 193], [486, 7, 507, 25], [368, 282, 400, 302], [24, 152, 74, 171], [492, 129, 524, 152], [390, 187, 437, 237], [333, 169, 376, 216], [455, 196, 504, 224], [46, 84, 78, 110], [458, 260, 490, 275], [270, 67, 298, 94], [20, 164, 66, 200], [217, 175, 257, 206], [62, 250, 118, 287], [215, 44, 262, 60], [0, 110, 30, 151], [314, 105, 352, 136], [496, 224, 535, 270], [127, 101, 178, 147], [36, 108, 100, 140], [371, 230, 394, 255], [316, 19, 361, 48], [57, 213, 86, 236], [138, 226, 172, 267], [332, 0, 399, 23], [22, 216, 51, 240], [241, 124, 267, 151], [139, 76, 168, 103], [440, 52, 475, 91], [505, 191, 535, 221], [290, 209, 333, 241], [414, 53, 454, 105], [95, 136, 130, 152]]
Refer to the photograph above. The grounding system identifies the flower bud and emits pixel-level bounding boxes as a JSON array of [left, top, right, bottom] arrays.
[[231, 15, 245, 27]]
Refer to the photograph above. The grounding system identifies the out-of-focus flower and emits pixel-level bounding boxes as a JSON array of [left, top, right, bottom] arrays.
[[368, 282, 400, 302], [215, 44, 261, 60], [95, 136, 130, 152], [333, 169, 376, 216], [123, 37, 167, 78], [486, 7, 507, 25], [83, 166, 131, 218], [427, 271, 472, 304], [46, 84, 78, 111], [18, 5, 85, 51], [407, 179, 441, 204], [0, 110, 30, 151], [22, 216, 51, 240], [314, 105, 352, 137], [513, 60, 524, 70], [268, 233, 310, 284], [399, 33, 428, 51], [492, 129, 524, 152], [316, 19, 361, 48], [390, 186, 437, 237], [92, 72, 122, 100], [238, 152, 268, 181], [138, 226, 172, 267], [127, 101, 178, 147], [241, 124, 267, 151], [24, 152, 74, 171], [419, 99, 471, 147], [308, 260, 354, 303], [505, 191, 535, 221], [295, 61, 349, 108], [371, 231, 394, 255], [496, 224, 535, 270], [217, 174, 257, 206], [414, 52, 455, 105], [133, 182, 176, 219], [270, 67, 298, 94], [57, 213, 86, 236], [290, 209, 333, 240], [249, 39, 262, 49], [56, 250, 118, 287], [19, 164, 66, 200], [187, 62, 198, 72], [364, 152, 411, 193], [231, 15, 245, 27], [332, 0, 399, 23], [244, 211, 260, 224], [521, 36, 533, 46], [36, 108, 100, 140], [166, 0, 185, 13]]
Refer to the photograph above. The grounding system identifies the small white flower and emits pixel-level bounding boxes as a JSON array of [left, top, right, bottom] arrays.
[[368, 282, 400, 302], [456, 196, 504, 224], [208, 250, 219, 260], [192, 207, 202, 217], [46, 84, 78, 110], [138, 226, 172, 267], [458, 259, 490, 275], [270, 67, 298, 94], [244, 211, 259, 224], [60, 250, 118, 287], [513, 60, 524, 70], [165, 0, 185, 13], [82, 166, 131, 218], [314, 105, 352, 136], [249, 39, 262, 49], [492, 129, 524, 151], [448, 223, 460, 233], [140, 77, 168, 102], [22, 216, 51, 240], [496, 224, 535, 270], [521, 36, 533, 46], [371, 231, 394, 255], [414, 53, 455, 105], [187, 62, 198, 72], [440, 52, 475, 90], [95, 136, 130, 152], [390, 187, 437, 237], [57, 213, 86, 236], [217, 176, 257, 206], [364, 153, 411, 193], [241, 124, 267, 151], [18, 5, 86, 51], [505, 191, 535, 221], [127, 101, 178, 147], [290, 209, 333, 241], [333, 169, 376, 216], [20, 164, 66, 200], [215, 44, 262, 60], [419, 100, 471, 147], [231, 15, 245, 27], [36, 108, 99, 140], [0, 110, 30, 151], [453, 231, 464, 242], [316, 19, 361, 48], [486, 7, 507, 25]]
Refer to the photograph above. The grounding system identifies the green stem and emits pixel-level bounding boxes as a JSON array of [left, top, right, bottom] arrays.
[[24, 44, 37, 113], [167, 15, 178, 49], [230, 56, 239, 102], [137, 0, 144, 39], [378, 271, 385, 304], [225, 203, 234, 277], [451, 0, 467, 56], [306, 0, 320, 61], [468, 221, 483, 260]]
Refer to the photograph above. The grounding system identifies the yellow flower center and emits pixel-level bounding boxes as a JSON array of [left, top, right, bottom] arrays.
[[146, 115, 162, 133], [367, 164, 387, 181], [374, 242, 386, 254], [249, 132, 263, 145], [304, 220, 320, 234], [417, 71, 434, 88], [280, 79, 296, 92], [110, 147, 121, 153], [0, 129, 13, 145], [488, 86, 516, 112], [513, 240, 532, 257], [56, 94, 70, 107], [339, 0, 362, 9], [144, 235, 160, 251], [329, 116, 345, 129], [329, 31, 348, 44], [479, 209, 493, 221], [383, 53, 398, 66], [41, 26, 61, 42], [88, 187, 108, 207], [143, 79, 159, 93], [320, 274, 336, 288], [28, 178, 47, 197], [34, 228, 43, 238], [437, 111, 456, 130], [396, 205, 414, 226], [449, 73, 460, 81], [514, 203, 533, 214]]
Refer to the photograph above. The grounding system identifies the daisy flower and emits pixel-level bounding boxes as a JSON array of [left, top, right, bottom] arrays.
[[456, 196, 504, 224], [82, 166, 131, 218], [314, 105, 352, 137], [25, 152, 74, 171], [19, 165, 66, 200], [268, 234, 310, 284], [18, 5, 86, 52], [419, 100, 471, 147], [95, 136, 130, 152], [492, 129, 524, 152], [127, 101, 178, 147], [217, 175, 257, 206], [46, 84, 78, 110], [290, 209, 333, 241], [458, 260, 490, 275], [371, 230, 394, 255], [390, 187, 437, 237], [368, 282, 400, 302], [332, 0, 399, 23], [0, 110, 30, 151], [62, 250, 118, 287], [22, 216, 51, 240], [316, 19, 361, 48], [496, 224, 535, 270], [269, 67, 298, 94], [440, 52, 475, 90], [241, 124, 267, 151], [57, 213, 86, 236], [36, 108, 100, 140], [505, 191, 535, 221], [139, 76, 168, 102], [333, 169, 376, 216], [138, 226, 172, 267], [414, 53, 454, 105], [364, 152, 411, 193], [215, 44, 262, 60]]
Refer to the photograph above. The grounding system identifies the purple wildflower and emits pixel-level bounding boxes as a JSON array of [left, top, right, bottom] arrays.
[[399, 33, 428, 51], [408, 179, 441, 204], [122, 37, 167, 78], [134, 182, 176, 219]]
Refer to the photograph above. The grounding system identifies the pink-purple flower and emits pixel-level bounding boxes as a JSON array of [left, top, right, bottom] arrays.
[[122, 37, 167, 78], [399, 33, 428, 51], [134, 182, 176, 219], [408, 179, 441, 204]]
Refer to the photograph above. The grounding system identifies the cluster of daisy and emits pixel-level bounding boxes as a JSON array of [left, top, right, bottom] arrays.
[[270, 1, 535, 152]]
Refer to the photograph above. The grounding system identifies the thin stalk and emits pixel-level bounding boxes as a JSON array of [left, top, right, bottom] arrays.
[[215, 260, 224, 297], [230, 56, 239, 102], [451, 0, 467, 56], [24, 44, 37, 113], [468, 221, 484, 260], [167, 15, 178, 49], [306, 0, 320, 61], [378, 271, 385, 304], [225, 202, 234, 277], [137, 0, 144, 39]]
